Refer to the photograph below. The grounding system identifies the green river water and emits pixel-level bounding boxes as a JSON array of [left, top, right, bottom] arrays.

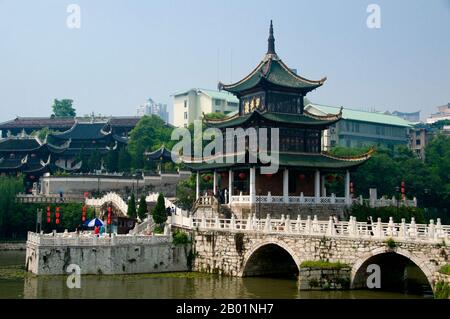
[[0, 251, 433, 299]]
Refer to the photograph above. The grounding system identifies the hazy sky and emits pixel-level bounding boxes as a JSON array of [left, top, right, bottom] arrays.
[[0, 0, 449, 123]]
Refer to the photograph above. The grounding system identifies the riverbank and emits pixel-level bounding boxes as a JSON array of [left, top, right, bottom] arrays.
[[0, 241, 26, 251]]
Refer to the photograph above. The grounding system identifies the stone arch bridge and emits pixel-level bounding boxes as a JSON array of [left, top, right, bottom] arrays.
[[171, 214, 450, 289]]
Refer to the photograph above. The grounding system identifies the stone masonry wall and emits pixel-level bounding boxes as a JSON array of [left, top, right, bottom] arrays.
[[192, 230, 450, 288], [26, 242, 191, 275]]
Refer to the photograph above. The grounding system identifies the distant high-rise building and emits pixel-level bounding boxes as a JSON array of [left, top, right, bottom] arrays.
[[137, 98, 169, 123], [426, 103, 450, 124], [172, 88, 239, 127], [392, 110, 421, 123]]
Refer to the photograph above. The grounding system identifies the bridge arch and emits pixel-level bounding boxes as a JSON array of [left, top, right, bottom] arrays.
[[239, 240, 300, 278], [351, 246, 434, 291]]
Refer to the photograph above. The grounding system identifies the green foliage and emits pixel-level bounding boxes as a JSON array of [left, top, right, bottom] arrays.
[[172, 230, 190, 245], [153, 225, 164, 234], [52, 99, 76, 117], [30, 127, 60, 141], [385, 238, 397, 249], [439, 264, 450, 275], [330, 138, 450, 223], [137, 195, 148, 220], [0, 175, 25, 238], [105, 149, 119, 172], [127, 115, 173, 169], [434, 281, 450, 299], [205, 112, 227, 120], [127, 193, 137, 218], [175, 174, 196, 210], [350, 204, 425, 223], [300, 260, 349, 270], [118, 148, 132, 173], [152, 193, 167, 225]]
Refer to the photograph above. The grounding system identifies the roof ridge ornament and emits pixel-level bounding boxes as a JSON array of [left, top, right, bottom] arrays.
[[267, 20, 276, 55]]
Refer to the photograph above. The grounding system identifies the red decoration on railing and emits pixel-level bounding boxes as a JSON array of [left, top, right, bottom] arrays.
[[46, 206, 51, 224], [238, 172, 246, 180], [55, 207, 60, 225]]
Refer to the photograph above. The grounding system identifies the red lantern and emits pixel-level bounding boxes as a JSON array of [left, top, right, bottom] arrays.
[[401, 181, 405, 187], [46, 206, 51, 224], [298, 174, 305, 181], [350, 182, 354, 194], [107, 218, 112, 225], [238, 172, 246, 180], [55, 207, 60, 225], [326, 175, 334, 182], [203, 175, 211, 182], [84, 192, 89, 198], [266, 173, 273, 178]]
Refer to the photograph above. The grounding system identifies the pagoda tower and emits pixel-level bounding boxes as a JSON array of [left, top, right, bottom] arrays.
[[183, 21, 373, 219]]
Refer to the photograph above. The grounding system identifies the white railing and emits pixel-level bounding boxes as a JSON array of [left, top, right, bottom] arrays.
[[85, 192, 128, 215], [353, 195, 417, 208], [170, 214, 450, 244], [231, 192, 347, 205], [27, 231, 171, 247]]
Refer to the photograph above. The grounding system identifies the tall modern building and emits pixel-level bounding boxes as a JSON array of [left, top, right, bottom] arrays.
[[392, 110, 421, 123], [426, 103, 450, 124], [136, 98, 169, 123], [172, 88, 239, 127], [305, 103, 412, 151]]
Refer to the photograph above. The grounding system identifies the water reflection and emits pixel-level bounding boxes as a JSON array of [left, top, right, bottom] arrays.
[[0, 251, 433, 299]]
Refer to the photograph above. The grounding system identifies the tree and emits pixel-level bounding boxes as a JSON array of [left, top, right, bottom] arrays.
[[137, 195, 148, 220], [127, 115, 173, 169], [105, 149, 119, 172], [152, 193, 167, 225], [118, 148, 132, 173], [52, 99, 76, 117], [127, 193, 137, 218]]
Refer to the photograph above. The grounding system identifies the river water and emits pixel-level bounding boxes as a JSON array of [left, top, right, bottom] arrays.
[[0, 251, 433, 299]]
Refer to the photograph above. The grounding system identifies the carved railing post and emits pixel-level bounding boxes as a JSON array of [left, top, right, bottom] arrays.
[[428, 219, 435, 241], [296, 215, 302, 233], [215, 216, 220, 230], [436, 218, 444, 240], [267, 191, 272, 203], [285, 215, 291, 233], [376, 218, 383, 239], [230, 215, 236, 230], [246, 214, 253, 231], [386, 217, 395, 237], [264, 214, 271, 233], [305, 216, 312, 235], [327, 216, 336, 236], [409, 217, 417, 238], [312, 215, 319, 234], [300, 192, 304, 204], [331, 193, 336, 204], [399, 218, 406, 239]]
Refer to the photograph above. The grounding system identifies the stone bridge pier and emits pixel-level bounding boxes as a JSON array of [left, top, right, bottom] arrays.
[[191, 230, 450, 290]]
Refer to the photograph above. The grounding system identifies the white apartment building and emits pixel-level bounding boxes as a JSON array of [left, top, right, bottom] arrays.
[[172, 89, 239, 127]]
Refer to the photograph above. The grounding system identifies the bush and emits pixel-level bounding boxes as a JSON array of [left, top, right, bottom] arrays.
[[350, 204, 425, 223], [172, 230, 189, 245], [153, 225, 164, 234], [152, 193, 167, 225], [439, 264, 450, 275], [127, 193, 137, 218], [300, 260, 349, 270], [385, 238, 397, 249], [137, 195, 148, 220], [434, 281, 450, 299]]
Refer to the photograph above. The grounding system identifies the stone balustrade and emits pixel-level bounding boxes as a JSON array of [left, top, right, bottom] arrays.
[[26, 231, 171, 247], [85, 192, 128, 214], [171, 214, 450, 244]]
